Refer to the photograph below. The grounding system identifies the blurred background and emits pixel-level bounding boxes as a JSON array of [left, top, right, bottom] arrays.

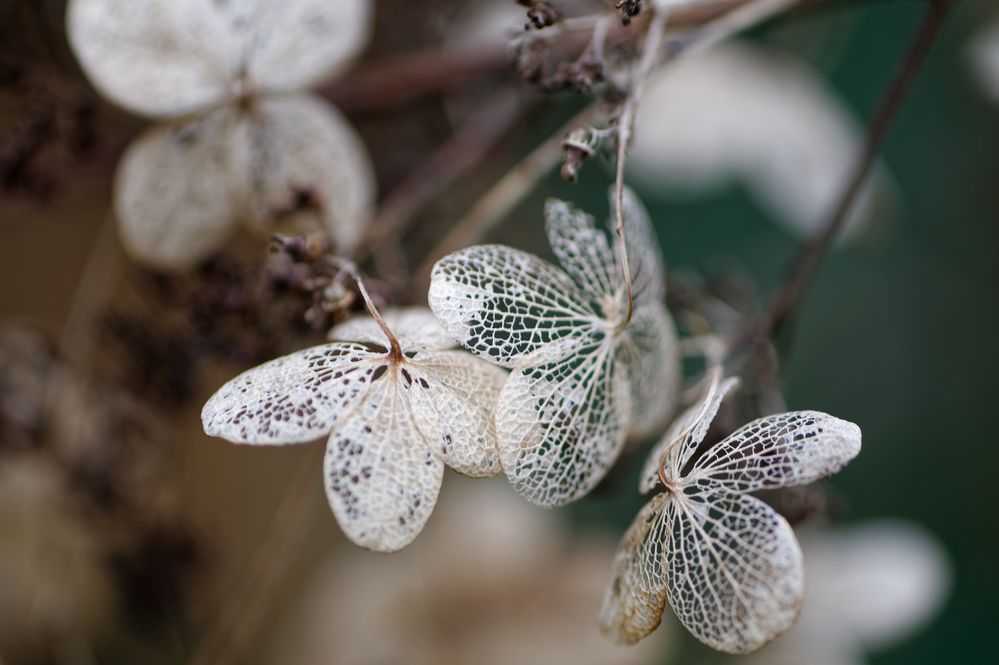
[[1, 0, 996, 663]]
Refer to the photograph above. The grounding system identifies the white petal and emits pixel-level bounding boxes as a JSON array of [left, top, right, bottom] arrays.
[[329, 307, 456, 352], [201, 342, 380, 444], [804, 521, 950, 651], [621, 302, 681, 441], [667, 493, 803, 653], [67, 0, 239, 118], [630, 41, 892, 242], [611, 186, 666, 307], [114, 110, 240, 269], [245, 0, 372, 92], [429, 245, 598, 368], [407, 351, 507, 477], [969, 19, 999, 104], [599, 493, 671, 644], [689, 411, 861, 493], [544, 198, 617, 307], [324, 374, 444, 552], [496, 337, 631, 507], [230, 94, 374, 253], [639, 369, 739, 493]]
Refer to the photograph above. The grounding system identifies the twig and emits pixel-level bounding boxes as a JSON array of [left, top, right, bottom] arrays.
[[413, 0, 801, 294], [612, 8, 669, 330], [759, 0, 952, 340]]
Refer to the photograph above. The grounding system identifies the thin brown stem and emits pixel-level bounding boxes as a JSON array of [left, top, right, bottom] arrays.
[[760, 0, 952, 340], [334, 259, 403, 362]]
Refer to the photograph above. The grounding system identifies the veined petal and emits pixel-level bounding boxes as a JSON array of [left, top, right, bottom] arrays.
[[639, 369, 739, 493], [621, 302, 680, 441], [667, 493, 803, 653], [544, 198, 617, 308], [429, 245, 598, 368], [230, 94, 374, 253], [611, 186, 666, 307], [599, 493, 672, 644], [689, 411, 861, 494], [407, 351, 507, 477], [114, 109, 241, 269], [201, 342, 380, 444], [67, 0, 239, 118], [496, 336, 630, 507], [324, 373, 444, 552], [329, 307, 456, 353], [245, 0, 372, 92]]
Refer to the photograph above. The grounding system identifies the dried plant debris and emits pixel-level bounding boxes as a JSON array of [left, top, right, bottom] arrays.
[[202, 307, 507, 552], [599, 367, 861, 653], [66, 0, 375, 269], [429, 188, 680, 508]]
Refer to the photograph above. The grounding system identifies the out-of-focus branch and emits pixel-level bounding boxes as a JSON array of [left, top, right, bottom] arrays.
[[758, 0, 953, 341]]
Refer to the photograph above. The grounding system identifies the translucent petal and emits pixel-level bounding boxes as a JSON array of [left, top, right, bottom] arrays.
[[67, 0, 239, 118], [201, 342, 380, 444], [329, 307, 456, 353], [407, 351, 507, 477], [611, 186, 666, 307], [599, 493, 671, 644], [496, 336, 630, 507], [639, 370, 739, 493], [230, 94, 374, 253], [666, 493, 803, 654], [544, 199, 617, 307], [324, 374, 444, 552], [621, 302, 681, 441], [689, 411, 862, 493], [114, 109, 241, 269], [429, 245, 598, 368], [244, 0, 372, 92]]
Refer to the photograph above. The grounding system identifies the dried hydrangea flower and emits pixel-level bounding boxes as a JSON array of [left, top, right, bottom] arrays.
[[67, 0, 374, 269], [201, 305, 507, 553], [599, 367, 862, 653], [429, 188, 680, 507], [739, 520, 950, 665], [629, 40, 895, 242]]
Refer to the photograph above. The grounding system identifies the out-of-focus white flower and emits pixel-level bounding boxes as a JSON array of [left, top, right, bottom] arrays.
[[0, 458, 111, 658], [269, 477, 673, 665], [738, 520, 951, 665], [630, 41, 895, 242], [969, 18, 999, 104], [67, 0, 375, 269]]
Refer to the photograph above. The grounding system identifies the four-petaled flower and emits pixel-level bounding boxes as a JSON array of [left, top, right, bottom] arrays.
[[429, 188, 680, 507], [68, 0, 375, 268], [202, 308, 507, 552], [599, 367, 862, 653]]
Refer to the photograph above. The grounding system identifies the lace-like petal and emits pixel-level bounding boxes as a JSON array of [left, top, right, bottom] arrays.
[[324, 374, 444, 552], [667, 493, 803, 654], [599, 493, 671, 644], [407, 351, 507, 477], [639, 370, 739, 493], [329, 307, 455, 352], [201, 342, 379, 443], [429, 245, 597, 368], [230, 94, 374, 253], [245, 0, 371, 92], [67, 0, 238, 118], [612, 186, 666, 307], [114, 110, 240, 269], [496, 337, 630, 507], [690, 411, 861, 493], [544, 199, 617, 307], [621, 302, 681, 441]]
